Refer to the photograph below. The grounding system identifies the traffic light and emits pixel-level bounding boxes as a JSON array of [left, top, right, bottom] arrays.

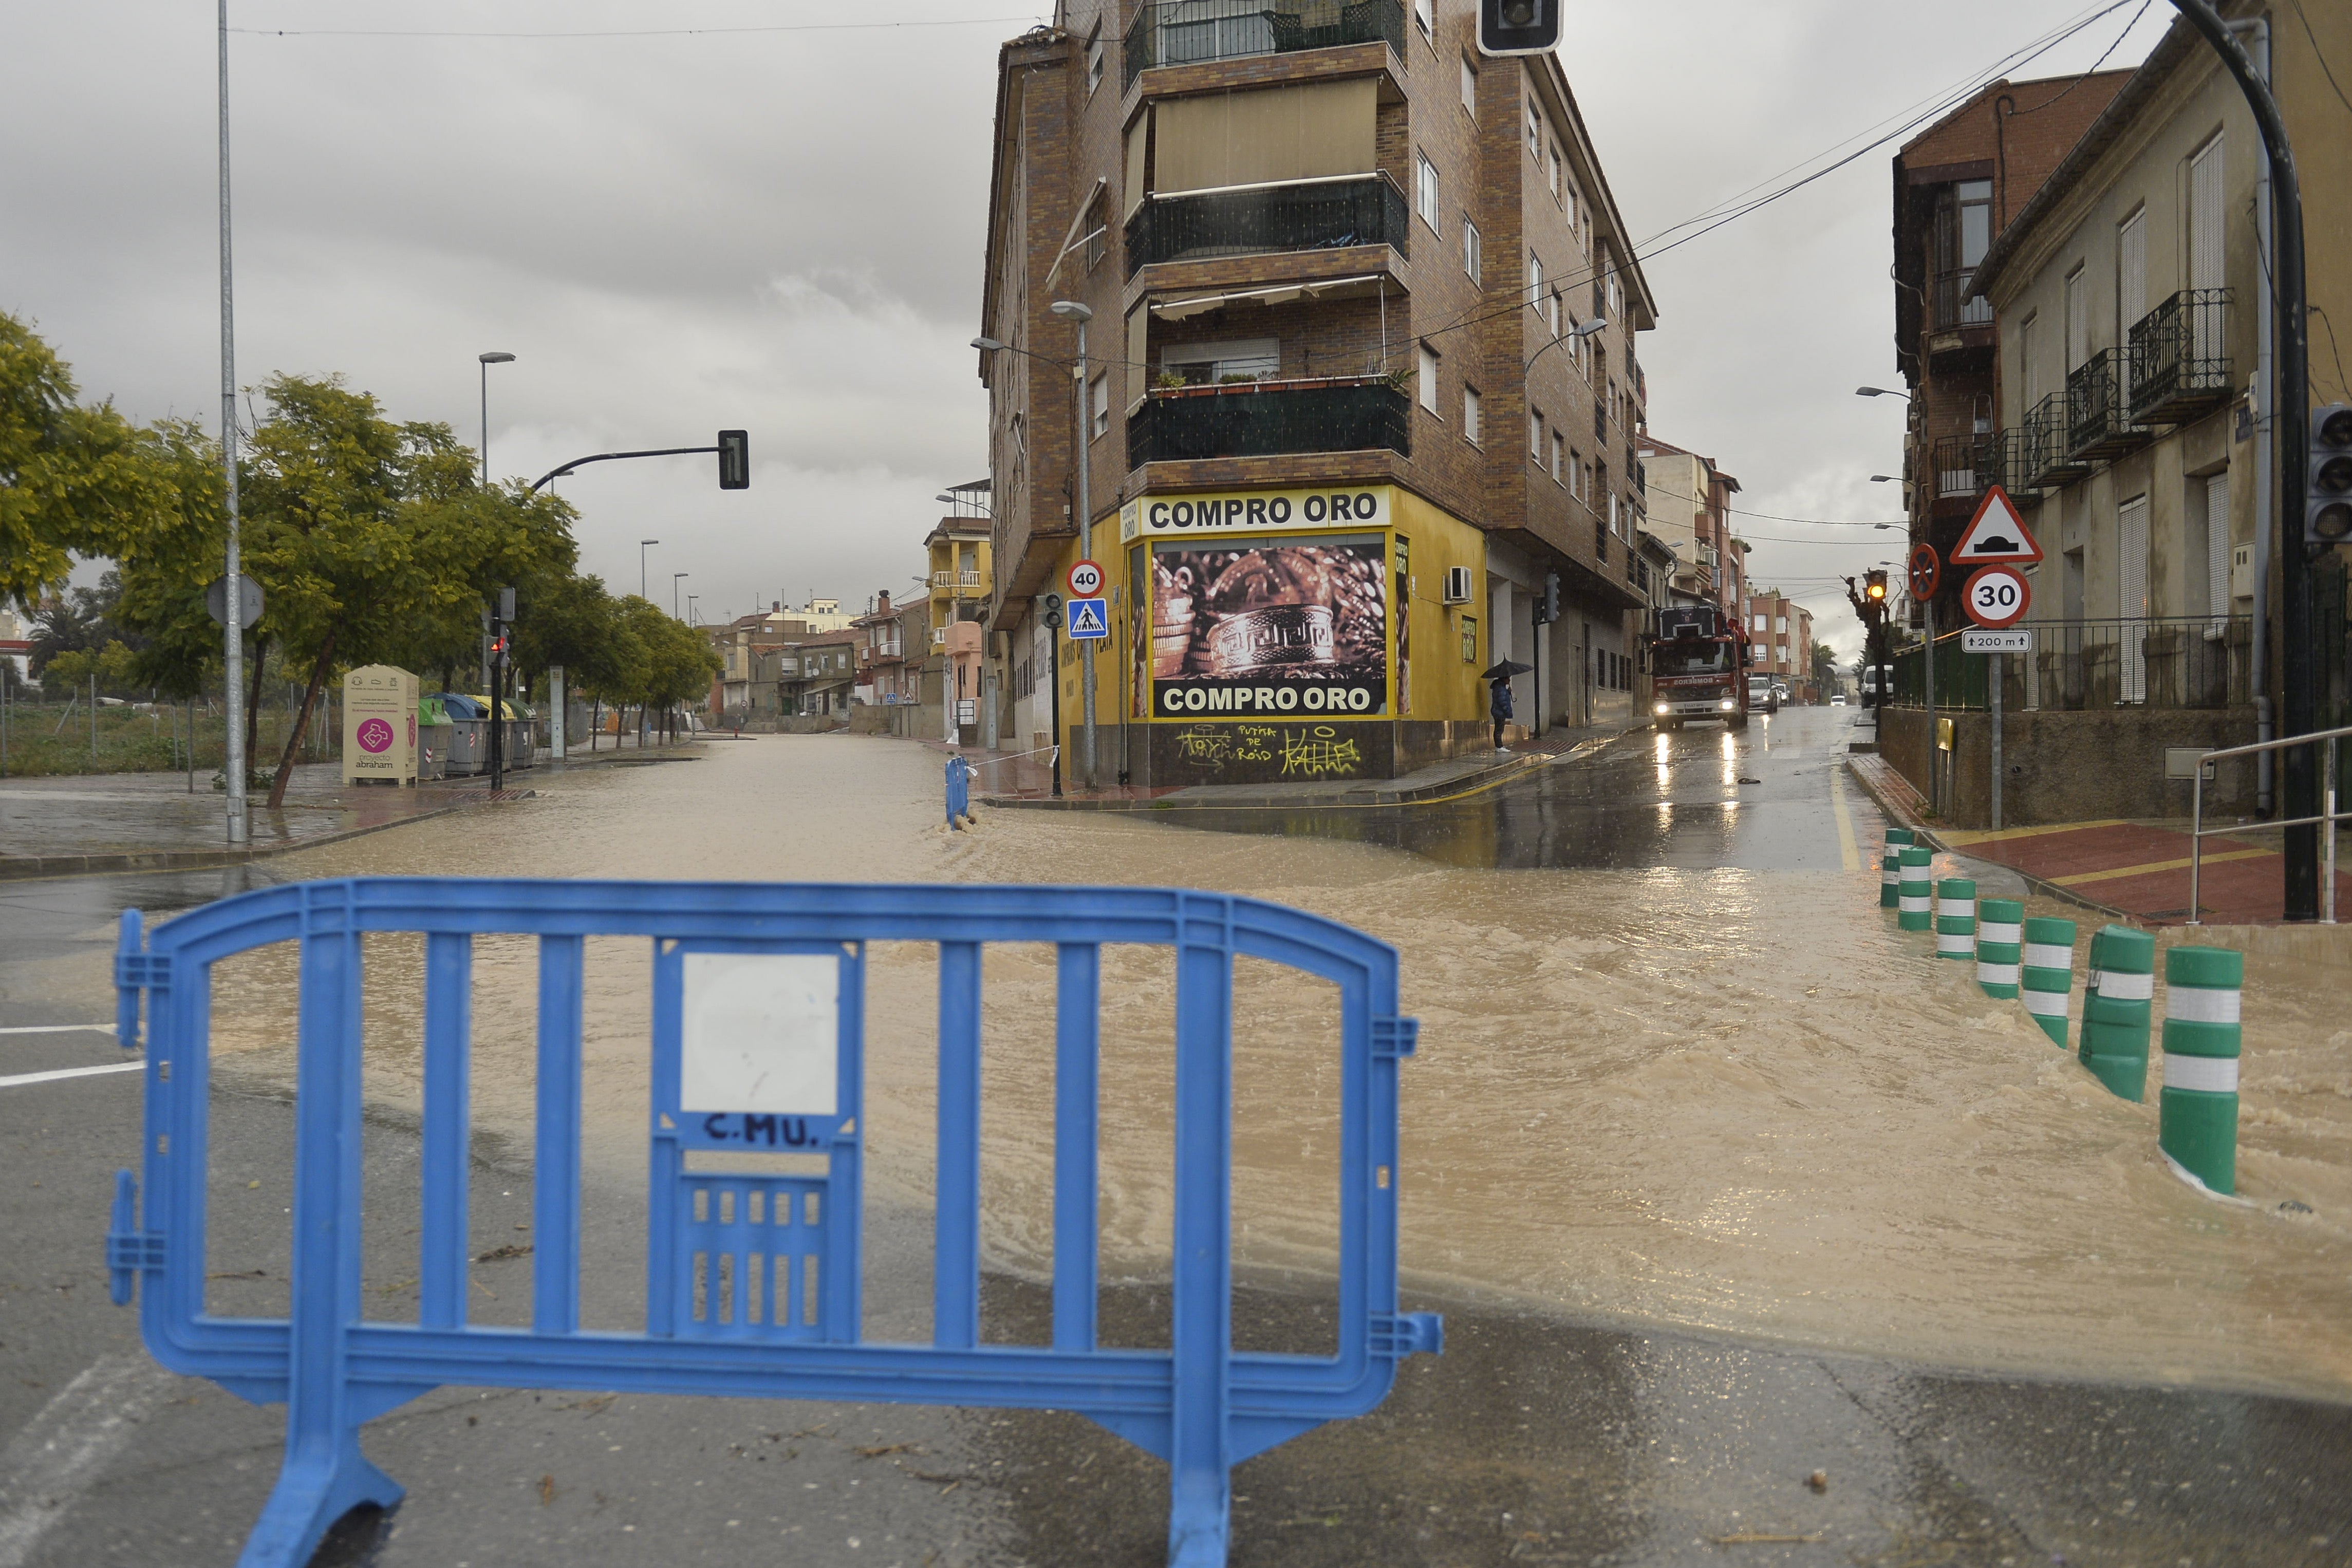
[[717, 429, 750, 491], [1864, 569, 1888, 604], [1478, 0, 1559, 57], [2309, 403, 2352, 545], [1541, 569, 1561, 626]]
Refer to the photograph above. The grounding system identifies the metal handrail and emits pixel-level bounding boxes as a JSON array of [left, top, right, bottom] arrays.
[[2189, 720, 2351, 925]]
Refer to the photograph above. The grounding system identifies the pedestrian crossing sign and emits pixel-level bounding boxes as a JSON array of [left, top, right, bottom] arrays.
[[1066, 596, 1109, 640]]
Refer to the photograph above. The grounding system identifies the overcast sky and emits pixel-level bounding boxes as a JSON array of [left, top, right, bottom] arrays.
[[4, 1, 2174, 652]]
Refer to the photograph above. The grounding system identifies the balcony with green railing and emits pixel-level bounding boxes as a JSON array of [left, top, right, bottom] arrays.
[[1125, 174, 1408, 275], [1126, 376, 1410, 465], [1125, 0, 1405, 84], [2127, 288, 2232, 426]]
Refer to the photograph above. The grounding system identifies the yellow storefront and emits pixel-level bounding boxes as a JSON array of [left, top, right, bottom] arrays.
[[1041, 483, 1492, 787]]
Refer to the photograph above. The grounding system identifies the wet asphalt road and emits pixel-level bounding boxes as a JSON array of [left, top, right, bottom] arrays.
[[1160, 706, 1881, 872], [3, 731, 2348, 1565]]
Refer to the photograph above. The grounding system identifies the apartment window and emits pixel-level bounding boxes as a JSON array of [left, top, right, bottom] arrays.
[[1089, 370, 1109, 438], [1564, 182, 1579, 234], [1547, 145, 1561, 197], [1529, 409, 1544, 459], [1775, 615, 1788, 634], [2020, 310, 2042, 408], [1414, 0, 1432, 36], [1162, 337, 1278, 385], [1550, 430, 1564, 482], [1546, 287, 1561, 338], [1417, 343, 1440, 413], [1569, 449, 1583, 498], [2190, 133, 2226, 293], [1751, 613, 1767, 633], [1527, 252, 1544, 317], [1460, 57, 1477, 114], [1525, 102, 1540, 155], [1086, 26, 1104, 94], [1463, 386, 1482, 445], [2117, 206, 2147, 335], [1461, 614, 1478, 663], [1464, 217, 1481, 281], [1416, 153, 1439, 228], [2064, 263, 2088, 370]]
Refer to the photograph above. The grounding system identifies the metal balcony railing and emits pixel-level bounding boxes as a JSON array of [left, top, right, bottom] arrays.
[[1889, 617, 2250, 712], [1125, 0, 1404, 84], [2024, 391, 2088, 489], [1124, 174, 1406, 275], [1930, 268, 1994, 331], [1932, 432, 1998, 499], [2127, 288, 2232, 425], [1126, 377, 1410, 464], [2066, 348, 2150, 461]]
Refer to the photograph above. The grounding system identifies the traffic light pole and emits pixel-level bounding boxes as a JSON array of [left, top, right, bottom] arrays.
[[2169, 0, 2317, 919]]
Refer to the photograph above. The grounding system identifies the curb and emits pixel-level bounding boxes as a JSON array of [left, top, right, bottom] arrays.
[[1841, 754, 2136, 927]]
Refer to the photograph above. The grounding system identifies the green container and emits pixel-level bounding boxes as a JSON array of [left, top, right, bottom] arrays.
[[2159, 945, 2243, 1194], [1897, 847, 1934, 933], [2020, 916, 2077, 1046], [2081, 923, 2155, 1102], [1880, 829, 1914, 909], [1934, 878, 1977, 960], [1975, 897, 2024, 999]]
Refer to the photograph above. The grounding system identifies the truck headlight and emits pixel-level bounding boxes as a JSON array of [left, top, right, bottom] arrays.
[[1719, 699, 1734, 711], [1654, 702, 1669, 715]]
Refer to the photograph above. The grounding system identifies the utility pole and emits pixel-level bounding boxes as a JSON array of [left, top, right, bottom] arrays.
[[2168, 0, 2318, 919], [217, 0, 247, 844]]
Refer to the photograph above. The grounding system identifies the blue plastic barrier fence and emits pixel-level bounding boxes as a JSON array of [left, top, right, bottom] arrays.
[[107, 879, 1439, 1567]]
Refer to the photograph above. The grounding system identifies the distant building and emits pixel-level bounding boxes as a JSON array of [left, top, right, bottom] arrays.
[[926, 502, 995, 742], [852, 592, 913, 705], [1637, 436, 1741, 618], [1742, 590, 1814, 701]]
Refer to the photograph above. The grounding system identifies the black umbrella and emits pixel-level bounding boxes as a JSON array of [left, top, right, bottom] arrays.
[[1481, 659, 1533, 681]]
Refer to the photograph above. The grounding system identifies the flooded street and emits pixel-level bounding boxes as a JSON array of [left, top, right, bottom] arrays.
[[18, 712, 2351, 1405]]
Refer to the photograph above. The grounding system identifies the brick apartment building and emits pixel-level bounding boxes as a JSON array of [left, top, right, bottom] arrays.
[[1888, 71, 2130, 623], [977, 0, 1657, 786], [1741, 589, 1814, 702], [1637, 434, 1744, 617]]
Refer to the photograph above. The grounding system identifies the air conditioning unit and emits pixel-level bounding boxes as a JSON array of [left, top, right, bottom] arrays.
[[1441, 566, 1474, 605]]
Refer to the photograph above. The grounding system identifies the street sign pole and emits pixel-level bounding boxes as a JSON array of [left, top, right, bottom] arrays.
[[1990, 651, 2003, 832], [1923, 599, 1936, 812]]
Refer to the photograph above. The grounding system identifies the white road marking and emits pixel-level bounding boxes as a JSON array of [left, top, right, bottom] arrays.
[[0, 1025, 114, 1036], [0, 1062, 142, 1090], [0, 1355, 177, 1567]]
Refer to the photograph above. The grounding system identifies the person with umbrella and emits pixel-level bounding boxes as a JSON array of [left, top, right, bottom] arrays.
[[1483, 659, 1530, 752]]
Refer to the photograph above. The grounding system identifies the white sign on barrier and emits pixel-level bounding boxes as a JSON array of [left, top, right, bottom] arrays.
[[681, 953, 840, 1114], [1962, 629, 2031, 652]]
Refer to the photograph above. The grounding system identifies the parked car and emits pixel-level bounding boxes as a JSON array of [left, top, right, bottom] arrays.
[[1746, 673, 1780, 714]]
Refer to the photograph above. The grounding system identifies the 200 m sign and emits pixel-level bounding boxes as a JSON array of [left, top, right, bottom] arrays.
[[1963, 565, 2030, 629]]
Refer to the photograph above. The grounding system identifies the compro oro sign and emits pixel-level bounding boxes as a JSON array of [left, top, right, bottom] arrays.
[[342, 664, 419, 786], [1122, 484, 1390, 543], [1149, 534, 1388, 717]]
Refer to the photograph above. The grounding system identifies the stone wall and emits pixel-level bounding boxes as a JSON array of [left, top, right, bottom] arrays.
[[1878, 704, 2258, 828]]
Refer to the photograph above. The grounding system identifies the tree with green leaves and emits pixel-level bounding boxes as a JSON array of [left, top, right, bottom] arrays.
[[2, 313, 207, 610]]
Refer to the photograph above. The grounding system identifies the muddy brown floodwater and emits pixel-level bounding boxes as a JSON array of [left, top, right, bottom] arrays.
[[188, 735, 2352, 1401]]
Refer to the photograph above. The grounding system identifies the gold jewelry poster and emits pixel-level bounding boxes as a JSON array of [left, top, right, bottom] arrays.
[[1148, 535, 1386, 718]]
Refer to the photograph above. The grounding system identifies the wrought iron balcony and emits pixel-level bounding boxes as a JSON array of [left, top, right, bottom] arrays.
[[2127, 288, 2232, 425], [1930, 267, 1994, 331], [2066, 348, 2150, 461], [1124, 174, 1407, 275], [2024, 392, 2088, 489], [1125, 0, 1405, 84], [1932, 432, 1998, 500], [1126, 376, 1410, 464]]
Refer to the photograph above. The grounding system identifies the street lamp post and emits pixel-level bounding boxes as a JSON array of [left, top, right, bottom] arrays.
[[641, 539, 659, 601], [478, 351, 515, 486], [674, 572, 688, 620], [217, 0, 247, 845], [1050, 300, 1095, 790]]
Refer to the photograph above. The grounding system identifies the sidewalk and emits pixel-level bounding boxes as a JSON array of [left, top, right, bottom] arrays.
[[1845, 749, 2349, 928], [950, 718, 1643, 811], [0, 740, 697, 882]]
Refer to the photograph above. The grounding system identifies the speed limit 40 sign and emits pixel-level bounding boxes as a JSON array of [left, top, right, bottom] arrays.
[[1067, 559, 1105, 599], [1963, 565, 2030, 629]]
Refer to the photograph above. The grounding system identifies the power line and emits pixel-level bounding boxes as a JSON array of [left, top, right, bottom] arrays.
[[232, 14, 1043, 39]]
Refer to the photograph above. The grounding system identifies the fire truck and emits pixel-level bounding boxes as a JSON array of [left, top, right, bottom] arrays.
[[1642, 605, 1751, 731]]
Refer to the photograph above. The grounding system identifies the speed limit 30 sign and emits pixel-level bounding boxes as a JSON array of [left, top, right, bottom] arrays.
[[1963, 564, 2031, 629]]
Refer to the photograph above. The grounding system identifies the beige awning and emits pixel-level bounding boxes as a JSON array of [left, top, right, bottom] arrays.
[[1124, 111, 1150, 219], [1152, 78, 1376, 197], [1149, 273, 1387, 321]]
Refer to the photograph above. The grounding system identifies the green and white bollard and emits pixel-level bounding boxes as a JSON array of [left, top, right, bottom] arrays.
[[1935, 878, 1976, 960], [2080, 923, 2155, 1102], [1880, 827, 1915, 909], [2159, 945, 2243, 1194], [1975, 898, 2024, 998], [1897, 847, 1934, 934], [2021, 917, 2077, 1046]]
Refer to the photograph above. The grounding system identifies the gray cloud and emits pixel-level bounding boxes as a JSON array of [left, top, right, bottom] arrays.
[[5, 1, 2164, 645]]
